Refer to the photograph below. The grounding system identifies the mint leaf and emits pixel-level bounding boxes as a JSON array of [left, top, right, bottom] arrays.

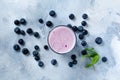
[[84, 48, 100, 68], [86, 55, 100, 68]]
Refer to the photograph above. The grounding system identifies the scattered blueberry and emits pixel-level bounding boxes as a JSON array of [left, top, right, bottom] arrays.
[[78, 33, 84, 40], [69, 14, 75, 20], [68, 62, 73, 67], [49, 10, 56, 17], [18, 39, 25, 46], [46, 21, 53, 27], [67, 24, 72, 28], [38, 61, 44, 67], [22, 48, 30, 55], [72, 60, 77, 65], [82, 29, 88, 35], [34, 32, 40, 38], [81, 21, 87, 26], [72, 26, 78, 32], [78, 26, 84, 32], [39, 18, 44, 24], [34, 55, 40, 61], [81, 41, 87, 47], [81, 50, 87, 55], [14, 20, 20, 26], [95, 37, 103, 44], [32, 51, 39, 57], [20, 30, 26, 36], [44, 45, 49, 50], [51, 59, 57, 65], [20, 18, 27, 25], [14, 27, 21, 34], [34, 45, 40, 51], [71, 54, 76, 60], [102, 57, 107, 62], [13, 44, 21, 51], [26, 28, 33, 35], [82, 14, 88, 19]]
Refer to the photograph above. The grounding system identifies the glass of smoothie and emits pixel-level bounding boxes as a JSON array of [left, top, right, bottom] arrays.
[[48, 25, 76, 54]]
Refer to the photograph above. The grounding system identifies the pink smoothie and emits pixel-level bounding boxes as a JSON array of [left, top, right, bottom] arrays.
[[48, 26, 76, 54]]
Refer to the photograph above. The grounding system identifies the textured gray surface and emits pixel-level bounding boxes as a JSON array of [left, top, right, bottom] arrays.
[[0, 0, 120, 80]]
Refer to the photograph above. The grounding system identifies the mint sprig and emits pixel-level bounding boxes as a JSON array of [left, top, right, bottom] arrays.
[[83, 48, 100, 68]]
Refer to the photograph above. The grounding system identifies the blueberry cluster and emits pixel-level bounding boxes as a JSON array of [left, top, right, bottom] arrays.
[[14, 18, 27, 26], [32, 45, 45, 68], [68, 54, 77, 67], [14, 27, 26, 36], [13, 10, 57, 68], [13, 18, 30, 56], [81, 14, 107, 63], [39, 10, 56, 27], [26, 28, 40, 38], [67, 14, 89, 48], [68, 13, 107, 64], [13, 42, 30, 56], [33, 45, 40, 61], [13, 18, 45, 68], [72, 14, 100, 45]]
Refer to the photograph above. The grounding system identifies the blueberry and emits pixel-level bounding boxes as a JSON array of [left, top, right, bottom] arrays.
[[78, 26, 84, 32], [95, 37, 103, 44], [13, 44, 21, 51], [20, 18, 27, 25], [82, 29, 88, 35], [81, 41, 87, 47], [38, 61, 44, 67], [81, 21, 87, 26], [44, 45, 49, 50], [26, 28, 33, 35], [34, 32, 40, 38], [20, 30, 26, 36], [22, 48, 30, 55], [72, 60, 77, 65], [82, 14, 88, 19], [68, 62, 73, 67], [46, 21, 53, 27], [14, 20, 20, 26], [71, 54, 76, 60], [72, 26, 78, 32], [34, 55, 40, 61], [67, 24, 72, 28], [81, 50, 87, 55], [102, 57, 107, 62], [49, 10, 56, 17], [39, 18, 44, 24], [51, 59, 57, 65], [14, 27, 21, 34], [78, 33, 84, 40], [69, 14, 75, 20], [18, 39, 25, 46], [32, 51, 39, 57], [34, 45, 40, 51]]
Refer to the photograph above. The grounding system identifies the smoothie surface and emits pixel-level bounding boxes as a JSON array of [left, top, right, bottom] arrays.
[[48, 26, 76, 54]]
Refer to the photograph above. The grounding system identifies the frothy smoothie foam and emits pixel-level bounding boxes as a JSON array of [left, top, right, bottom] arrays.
[[48, 26, 76, 54]]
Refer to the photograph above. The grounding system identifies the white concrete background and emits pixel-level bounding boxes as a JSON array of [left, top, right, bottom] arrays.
[[0, 0, 120, 80]]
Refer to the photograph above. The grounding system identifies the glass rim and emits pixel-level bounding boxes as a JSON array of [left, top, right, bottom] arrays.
[[47, 25, 77, 54]]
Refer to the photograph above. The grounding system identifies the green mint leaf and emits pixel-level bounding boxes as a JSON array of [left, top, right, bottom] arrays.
[[84, 48, 100, 68], [86, 55, 100, 68]]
